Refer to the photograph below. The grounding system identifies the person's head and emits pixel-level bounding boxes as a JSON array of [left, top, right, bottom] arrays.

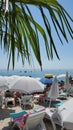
[[12, 124, 20, 130], [6, 90, 10, 92]]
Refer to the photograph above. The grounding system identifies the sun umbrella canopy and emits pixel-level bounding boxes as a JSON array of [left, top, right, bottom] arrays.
[[44, 74, 53, 78], [48, 76, 59, 100], [10, 76, 45, 94], [57, 74, 66, 79], [64, 72, 71, 91], [6, 75, 22, 88], [40, 77, 53, 85], [0, 76, 9, 90]]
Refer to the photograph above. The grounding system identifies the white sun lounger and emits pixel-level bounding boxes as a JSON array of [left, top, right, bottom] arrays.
[[23, 111, 46, 130], [52, 98, 73, 130], [5, 97, 15, 107], [10, 109, 46, 130], [20, 95, 34, 109]]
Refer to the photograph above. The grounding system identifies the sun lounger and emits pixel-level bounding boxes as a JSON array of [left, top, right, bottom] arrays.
[[5, 97, 15, 107], [53, 101, 64, 107], [10, 109, 46, 130], [45, 108, 56, 130], [10, 110, 27, 119], [34, 106, 45, 112], [23, 110, 46, 130], [20, 95, 34, 109], [10, 110, 28, 130], [52, 98, 73, 130]]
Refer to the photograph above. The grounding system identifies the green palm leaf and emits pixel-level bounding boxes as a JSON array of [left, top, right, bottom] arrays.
[[0, 0, 73, 69]]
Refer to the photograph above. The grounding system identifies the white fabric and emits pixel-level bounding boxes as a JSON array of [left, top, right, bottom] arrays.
[[0, 76, 9, 90], [6, 75, 21, 88], [57, 74, 66, 79], [48, 76, 59, 100], [20, 95, 34, 109], [52, 98, 73, 129], [24, 111, 46, 130], [10, 76, 45, 94], [45, 108, 56, 130], [64, 72, 71, 91]]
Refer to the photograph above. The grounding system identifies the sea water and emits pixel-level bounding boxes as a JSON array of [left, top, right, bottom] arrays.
[[0, 69, 73, 78]]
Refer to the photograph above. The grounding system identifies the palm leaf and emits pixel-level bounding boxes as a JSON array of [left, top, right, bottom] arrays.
[[0, 0, 73, 69]]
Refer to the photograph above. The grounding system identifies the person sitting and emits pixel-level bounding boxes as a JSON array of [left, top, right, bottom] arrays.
[[4, 90, 15, 107], [5, 90, 13, 98], [13, 92, 21, 103]]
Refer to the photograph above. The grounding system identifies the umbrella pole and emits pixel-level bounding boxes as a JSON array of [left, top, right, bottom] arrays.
[[49, 98, 51, 108]]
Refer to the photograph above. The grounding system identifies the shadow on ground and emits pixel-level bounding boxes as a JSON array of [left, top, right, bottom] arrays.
[[0, 108, 15, 120]]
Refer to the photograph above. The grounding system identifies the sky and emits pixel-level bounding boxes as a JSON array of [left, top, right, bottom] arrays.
[[0, 0, 73, 70]]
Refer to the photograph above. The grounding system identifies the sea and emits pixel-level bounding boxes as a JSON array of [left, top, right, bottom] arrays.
[[0, 69, 73, 78]]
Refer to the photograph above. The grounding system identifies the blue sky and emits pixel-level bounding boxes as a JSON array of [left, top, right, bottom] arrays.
[[0, 0, 73, 70]]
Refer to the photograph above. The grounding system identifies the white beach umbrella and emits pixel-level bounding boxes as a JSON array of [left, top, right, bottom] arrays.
[[47, 76, 59, 107], [0, 76, 9, 90], [57, 74, 66, 79], [6, 75, 22, 88], [10, 76, 45, 94], [48, 76, 59, 100], [64, 72, 71, 91]]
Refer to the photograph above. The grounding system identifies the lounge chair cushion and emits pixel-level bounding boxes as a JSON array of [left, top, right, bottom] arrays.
[[34, 107, 45, 112], [53, 102, 64, 107], [10, 110, 27, 119]]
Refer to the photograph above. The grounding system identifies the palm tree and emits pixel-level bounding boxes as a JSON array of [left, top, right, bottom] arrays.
[[0, 0, 73, 69]]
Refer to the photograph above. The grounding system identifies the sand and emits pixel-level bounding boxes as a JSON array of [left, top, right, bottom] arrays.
[[0, 103, 67, 130], [0, 105, 22, 130]]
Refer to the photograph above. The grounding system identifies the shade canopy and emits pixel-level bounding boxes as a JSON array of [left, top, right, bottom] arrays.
[[64, 72, 71, 91], [40, 77, 53, 85], [0, 76, 9, 90], [48, 76, 59, 100], [10, 76, 45, 94], [44, 74, 53, 78], [6, 75, 21, 88], [57, 74, 66, 79]]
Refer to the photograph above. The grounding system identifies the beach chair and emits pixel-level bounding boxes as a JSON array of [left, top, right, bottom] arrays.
[[20, 95, 34, 109], [4, 90, 15, 107], [52, 98, 73, 130], [10, 110, 28, 130], [23, 110, 46, 130], [10, 109, 46, 130], [45, 108, 57, 130], [5, 97, 15, 107]]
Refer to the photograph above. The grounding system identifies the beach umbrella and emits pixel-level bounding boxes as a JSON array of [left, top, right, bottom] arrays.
[[57, 74, 66, 79], [48, 76, 59, 100], [47, 76, 59, 107], [64, 72, 71, 91], [6, 75, 22, 88], [0, 76, 9, 90], [10, 76, 45, 94], [44, 74, 53, 78], [40, 77, 53, 85]]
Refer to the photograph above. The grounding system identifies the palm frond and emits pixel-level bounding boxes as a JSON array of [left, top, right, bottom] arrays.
[[0, 0, 73, 69]]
